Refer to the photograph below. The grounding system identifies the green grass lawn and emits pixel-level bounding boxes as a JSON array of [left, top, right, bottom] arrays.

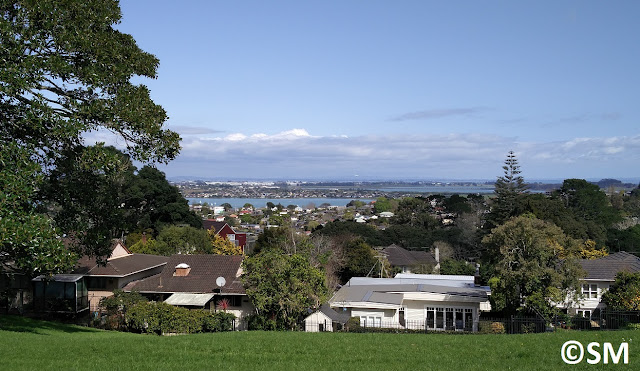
[[0, 315, 636, 370]]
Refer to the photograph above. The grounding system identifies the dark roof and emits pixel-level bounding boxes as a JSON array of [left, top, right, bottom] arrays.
[[202, 220, 228, 233], [580, 251, 640, 281], [126, 254, 245, 294], [73, 254, 168, 277], [319, 303, 350, 324], [382, 245, 436, 267], [33, 274, 84, 282]]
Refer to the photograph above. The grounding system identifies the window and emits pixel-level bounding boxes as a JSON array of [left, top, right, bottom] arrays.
[[360, 316, 382, 327], [216, 295, 242, 307], [582, 284, 598, 299], [578, 310, 591, 318]]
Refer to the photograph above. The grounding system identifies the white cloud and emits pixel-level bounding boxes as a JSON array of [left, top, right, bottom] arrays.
[[84, 128, 640, 180]]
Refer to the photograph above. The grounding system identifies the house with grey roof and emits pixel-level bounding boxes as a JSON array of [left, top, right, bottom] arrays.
[[565, 251, 640, 318], [125, 254, 254, 329], [327, 274, 491, 332], [30, 240, 168, 314], [381, 244, 438, 274]]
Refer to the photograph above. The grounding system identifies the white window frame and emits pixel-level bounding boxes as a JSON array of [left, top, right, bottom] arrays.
[[582, 284, 598, 299]]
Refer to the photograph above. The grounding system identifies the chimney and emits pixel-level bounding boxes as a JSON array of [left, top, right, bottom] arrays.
[[434, 246, 440, 274], [174, 263, 191, 277], [474, 263, 481, 286]]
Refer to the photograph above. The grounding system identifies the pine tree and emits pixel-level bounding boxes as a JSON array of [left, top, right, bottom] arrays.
[[490, 151, 528, 226]]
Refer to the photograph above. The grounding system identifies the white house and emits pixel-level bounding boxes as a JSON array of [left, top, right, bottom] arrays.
[[564, 251, 640, 318], [327, 274, 491, 332]]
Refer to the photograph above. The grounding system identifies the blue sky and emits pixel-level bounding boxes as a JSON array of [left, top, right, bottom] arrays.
[[94, 1, 640, 181]]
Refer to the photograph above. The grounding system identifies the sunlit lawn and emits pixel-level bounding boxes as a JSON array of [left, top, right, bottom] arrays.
[[0, 315, 637, 370]]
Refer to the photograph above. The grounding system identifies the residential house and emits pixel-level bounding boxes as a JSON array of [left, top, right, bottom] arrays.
[[203, 220, 247, 253], [72, 240, 168, 311], [566, 251, 640, 318], [29, 240, 166, 314], [303, 303, 350, 332], [382, 244, 438, 274], [327, 274, 491, 332], [125, 254, 254, 329]]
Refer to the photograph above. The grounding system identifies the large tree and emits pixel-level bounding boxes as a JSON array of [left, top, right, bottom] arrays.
[[241, 250, 327, 330], [553, 179, 621, 245], [482, 215, 584, 318], [1, 0, 180, 275]]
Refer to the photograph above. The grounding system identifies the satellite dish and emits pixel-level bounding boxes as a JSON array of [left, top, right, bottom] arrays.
[[216, 276, 226, 287]]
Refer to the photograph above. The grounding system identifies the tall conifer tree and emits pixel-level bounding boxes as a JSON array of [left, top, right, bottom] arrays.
[[490, 151, 528, 226]]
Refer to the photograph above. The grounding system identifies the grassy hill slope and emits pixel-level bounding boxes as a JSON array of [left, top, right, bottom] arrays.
[[0, 315, 636, 370]]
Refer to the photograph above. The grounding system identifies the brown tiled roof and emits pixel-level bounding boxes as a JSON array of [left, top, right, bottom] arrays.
[[127, 255, 245, 294], [382, 245, 436, 267], [580, 251, 640, 281], [73, 254, 168, 277]]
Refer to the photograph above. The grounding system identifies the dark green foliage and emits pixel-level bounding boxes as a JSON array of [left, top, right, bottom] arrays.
[[97, 290, 147, 330], [313, 221, 384, 246], [439, 259, 475, 275], [244, 313, 279, 331], [38, 145, 135, 258], [0, 142, 77, 275], [482, 215, 584, 318], [242, 250, 328, 329], [489, 151, 528, 227], [442, 195, 472, 214], [253, 227, 291, 255], [373, 197, 393, 213], [392, 197, 439, 228], [156, 225, 210, 255], [339, 238, 377, 282], [124, 166, 201, 235], [100, 290, 147, 315], [607, 225, 640, 253], [126, 301, 235, 334], [1, 0, 180, 275], [553, 179, 621, 244], [602, 271, 640, 310]]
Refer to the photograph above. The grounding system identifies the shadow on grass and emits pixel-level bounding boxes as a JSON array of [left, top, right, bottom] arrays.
[[0, 314, 98, 335]]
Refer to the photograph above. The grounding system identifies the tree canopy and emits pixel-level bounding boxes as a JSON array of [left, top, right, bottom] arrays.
[[601, 271, 640, 311], [1, 0, 180, 275], [482, 215, 584, 318], [241, 250, 327, 330]]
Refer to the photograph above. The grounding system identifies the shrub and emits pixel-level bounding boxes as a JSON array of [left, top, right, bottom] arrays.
[[345, 317, 361, 332], [478, 321, 505, 334], [245, 313, 279, 331], [624, 322, 640, 331], [126, 302, 236, 335]]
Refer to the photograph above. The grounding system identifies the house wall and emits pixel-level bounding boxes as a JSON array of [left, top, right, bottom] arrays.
[[403, 299, 480, 331], [569, 280, 612, 316], [351, 308, 397, 327], [211, 296, 254, 330], [87, 265, 166, 312]]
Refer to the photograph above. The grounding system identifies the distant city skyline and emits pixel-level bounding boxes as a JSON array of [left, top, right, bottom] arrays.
[[88, 1, 640, 181]]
